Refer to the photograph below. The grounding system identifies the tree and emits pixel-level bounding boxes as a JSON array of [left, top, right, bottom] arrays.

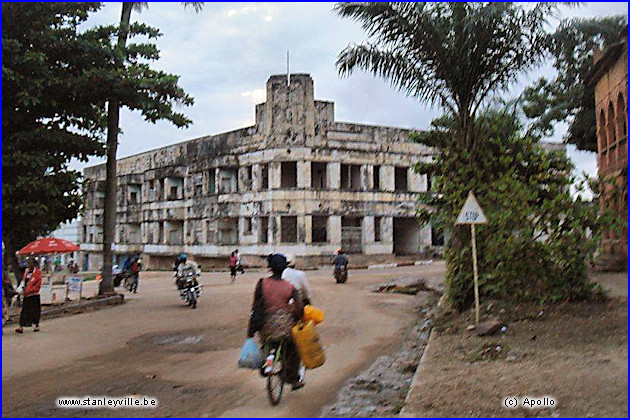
[[522, 16, 628, 152], [414, 109, 617, 308], [2, 3, 110, 280], [100, 2, 203, 296], [335, 2, 571, 308], [335, 2, 562, 152]]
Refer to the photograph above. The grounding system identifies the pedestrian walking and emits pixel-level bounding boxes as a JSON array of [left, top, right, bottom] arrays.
[[235, 249, 245, 274], [129, 256, 140, 293], [229, 251, 238, 283], [15, 257, 42, 333]]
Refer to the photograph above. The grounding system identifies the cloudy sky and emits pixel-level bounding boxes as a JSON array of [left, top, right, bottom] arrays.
[[76, 2, 628, 189]]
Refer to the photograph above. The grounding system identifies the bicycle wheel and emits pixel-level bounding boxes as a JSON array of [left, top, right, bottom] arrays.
[[266, 344, 284, 406], [266, 371, 284, 405]]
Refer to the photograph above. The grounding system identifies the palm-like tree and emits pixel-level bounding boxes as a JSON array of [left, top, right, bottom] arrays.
[[335, 2, 574, 306], [335, 2, 567, 151], [100, 2, 203, 295]]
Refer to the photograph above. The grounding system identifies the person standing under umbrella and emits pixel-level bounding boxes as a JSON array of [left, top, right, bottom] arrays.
[[15, 257, 42, 333]]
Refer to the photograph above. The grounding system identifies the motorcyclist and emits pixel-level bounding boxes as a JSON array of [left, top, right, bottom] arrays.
[[333, 249, 349, 281], [175, 254, 201, 290], [173, 253, 187, 274]]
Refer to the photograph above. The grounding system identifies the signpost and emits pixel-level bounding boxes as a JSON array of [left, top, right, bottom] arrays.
[[455, 191, 488, 324]]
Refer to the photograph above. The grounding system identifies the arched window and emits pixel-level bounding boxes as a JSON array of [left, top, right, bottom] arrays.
[[607, 101, 617, 146], [616, 93, 626, 140], [599, 109, 607, 163]]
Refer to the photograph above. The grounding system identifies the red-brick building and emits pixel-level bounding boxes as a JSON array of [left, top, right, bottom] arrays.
[[588, 39, 628, 270]]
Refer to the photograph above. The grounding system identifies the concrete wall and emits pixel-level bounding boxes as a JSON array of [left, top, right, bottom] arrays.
[[81, 74, 436, 269]]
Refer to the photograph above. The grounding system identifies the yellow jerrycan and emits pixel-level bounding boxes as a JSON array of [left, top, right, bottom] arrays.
[[303, 304, 325, 325], [292, 320, 325, 369]]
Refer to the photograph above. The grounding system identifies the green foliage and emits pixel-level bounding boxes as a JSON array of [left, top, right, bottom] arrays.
[[2, 2, 108, 260], [414, 109, 618, 309], [2, 2, 194, 265], [522, 15, 628, 152], [335, 2, 566, 149]]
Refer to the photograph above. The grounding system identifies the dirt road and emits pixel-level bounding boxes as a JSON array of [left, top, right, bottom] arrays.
[[2, 263, 444, 417]]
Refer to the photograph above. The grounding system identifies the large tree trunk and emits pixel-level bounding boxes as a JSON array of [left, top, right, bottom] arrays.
[[3, 238, 23, 288], [98, 3, 134, 296], [99, 100, 120, 296]]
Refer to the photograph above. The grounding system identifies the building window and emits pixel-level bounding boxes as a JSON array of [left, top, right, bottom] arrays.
[[96, 192, 105, 208], [219, 168, 238, 193], [166, 221, 183, 245], [165, 177, 183, 200], [341, 164, 361, 190], [243, 217, 253, 234], [206, 221, 216, 244], [149, 180, 157, 201], [599, 109, 607, 160], [607, 101, 617, 147], [129, 191, 138, 204], [218, 218, 238, 245], [129, 223, 141, 244], [194, 183, 203, 197], [244, 166, 253, 190], [374, 216, 382, 242], [281, 216, 298, 243], [395, 167, 408, 192], [312, 216, 328, 243], [208, 170, 216, 194], [281, 162, 297, 188], [617, 93, 626, 140], [373, 165, 380, 191], [259, 217, 269, 244], [261, 164, 269, 189], [311, 162, 327, 189]]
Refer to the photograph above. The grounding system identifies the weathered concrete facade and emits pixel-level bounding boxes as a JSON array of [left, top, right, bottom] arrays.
[[81, 74, 435, 270]]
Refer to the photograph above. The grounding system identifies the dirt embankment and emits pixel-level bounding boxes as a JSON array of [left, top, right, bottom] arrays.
[[321, 280, 442, 417], [403, 280, 628, 418]]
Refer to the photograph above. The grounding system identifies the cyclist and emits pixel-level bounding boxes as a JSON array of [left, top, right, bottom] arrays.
[[247, 254, 305, 390]]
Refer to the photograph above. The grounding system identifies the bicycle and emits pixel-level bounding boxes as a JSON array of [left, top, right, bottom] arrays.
[[263, 340, 285, 405]]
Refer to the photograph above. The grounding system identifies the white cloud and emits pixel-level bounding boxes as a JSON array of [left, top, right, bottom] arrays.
[[75, 1, 627, 187], [241, 89, 266, 104]]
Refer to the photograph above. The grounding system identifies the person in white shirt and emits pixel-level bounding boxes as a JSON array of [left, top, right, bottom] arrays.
[[281, 254, 312, 306], [281, 253, 313, 386]]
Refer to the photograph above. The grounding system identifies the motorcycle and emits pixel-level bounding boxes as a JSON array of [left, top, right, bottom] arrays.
[[112, 265, 131, 288], [176, 267, 202, 309], [334, 266, 348, 284]]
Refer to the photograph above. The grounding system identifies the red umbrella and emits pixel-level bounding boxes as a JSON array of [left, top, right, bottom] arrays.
[[17, 237, 80, 255]]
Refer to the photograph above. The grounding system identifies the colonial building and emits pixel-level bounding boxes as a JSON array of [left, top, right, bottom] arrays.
[[80, 74, 436, 270], [588, 39, 628, 270]]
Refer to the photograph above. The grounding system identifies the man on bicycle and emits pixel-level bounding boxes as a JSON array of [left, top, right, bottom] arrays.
[[247, 254, 305, 390]]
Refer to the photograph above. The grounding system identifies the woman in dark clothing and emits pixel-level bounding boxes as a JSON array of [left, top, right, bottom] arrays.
[[15, 258, 42, 333], [247, 254, 305, 389]]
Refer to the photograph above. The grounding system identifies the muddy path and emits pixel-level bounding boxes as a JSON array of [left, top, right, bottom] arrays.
[[2, 264, 445, 417]]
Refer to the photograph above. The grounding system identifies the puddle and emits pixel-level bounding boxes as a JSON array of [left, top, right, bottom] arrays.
[[154, 335, 203, 346], [126, 328, 238, 354]]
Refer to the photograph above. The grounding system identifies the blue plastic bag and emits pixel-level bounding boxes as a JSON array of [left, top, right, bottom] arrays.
[[238, 338, 264, 369]]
